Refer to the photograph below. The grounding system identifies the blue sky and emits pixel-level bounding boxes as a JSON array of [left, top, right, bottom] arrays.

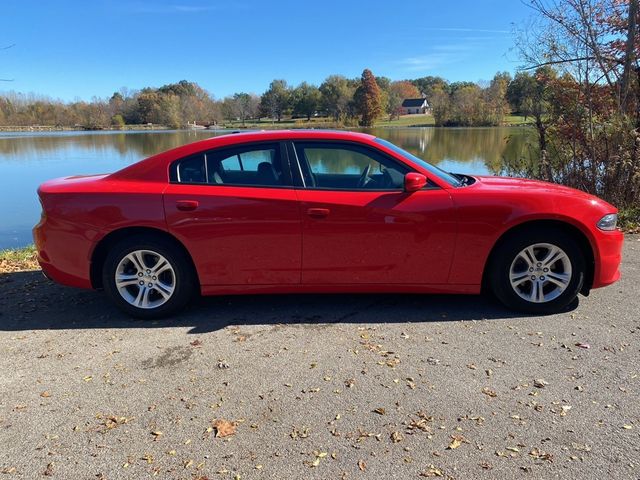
[[1, 0, 531, 101]]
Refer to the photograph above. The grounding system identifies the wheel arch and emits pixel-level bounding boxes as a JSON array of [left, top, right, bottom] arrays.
[[481, 219, 595, 296], [90, 226, 199, 289]]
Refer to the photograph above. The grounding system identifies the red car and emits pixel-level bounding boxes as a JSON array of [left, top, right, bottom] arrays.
[[33, 130, 623, 318]]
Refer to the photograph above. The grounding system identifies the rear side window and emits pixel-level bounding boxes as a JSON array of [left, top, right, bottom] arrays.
[[174, 155, 206, 184], [170, 143, 291, 187]]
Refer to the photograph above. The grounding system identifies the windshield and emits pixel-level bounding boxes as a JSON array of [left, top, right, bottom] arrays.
[[374, 138, 462, 187]]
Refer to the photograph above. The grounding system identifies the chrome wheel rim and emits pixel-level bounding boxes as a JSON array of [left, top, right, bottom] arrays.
[[115, 250, 175, 309], [509, 243, 572, 304]]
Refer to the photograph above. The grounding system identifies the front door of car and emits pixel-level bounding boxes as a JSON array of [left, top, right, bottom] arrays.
[[291, 141, 456, 285], [163, 141, 302, 287]]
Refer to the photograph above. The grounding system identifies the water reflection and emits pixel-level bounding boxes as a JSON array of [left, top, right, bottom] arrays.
[[0, 128, 534, 248], [366, 127, 533, 175]]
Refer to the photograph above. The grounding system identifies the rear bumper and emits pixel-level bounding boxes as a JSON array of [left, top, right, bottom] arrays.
[[592, 229, 624, 289], [33, 218, 94, 289]]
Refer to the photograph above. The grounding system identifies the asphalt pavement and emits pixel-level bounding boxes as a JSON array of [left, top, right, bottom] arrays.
[[0, 237, 638, 479]]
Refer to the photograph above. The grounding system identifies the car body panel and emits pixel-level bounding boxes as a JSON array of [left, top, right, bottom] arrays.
[[297, 188, 456, 284], [32, 130, 623, 299], [163, 183, 302, 286]]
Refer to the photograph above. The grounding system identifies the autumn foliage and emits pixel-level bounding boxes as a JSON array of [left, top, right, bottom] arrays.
[[354, 69, 383, 126], [514, 0, 640, 208]]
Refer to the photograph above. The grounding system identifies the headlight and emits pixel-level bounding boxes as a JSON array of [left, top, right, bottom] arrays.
[[597, 213, 618, 231]]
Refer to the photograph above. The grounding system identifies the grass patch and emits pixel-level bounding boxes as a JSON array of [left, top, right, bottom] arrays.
[[619, 207, 640, 234], [504, 115, 535, 126], [375, 114, 436, 127], [0, 245, 40, 273]]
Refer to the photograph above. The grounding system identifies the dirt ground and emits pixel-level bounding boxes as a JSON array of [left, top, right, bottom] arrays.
[[0, 238, 638, 479]]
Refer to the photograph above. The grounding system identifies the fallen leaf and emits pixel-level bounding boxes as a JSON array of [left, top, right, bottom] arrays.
[[190, 339, 203, 347], [447, 436, 463, 450], [213, 419, 236, 438], [43, 463, 54, 476], [482, 387, 497, 398], [529, 448, 553, 461], [358, 459, 366, 471], [373, 407, 386, 415], [420, 464, 444, 477], [391, 431, 403, 443]]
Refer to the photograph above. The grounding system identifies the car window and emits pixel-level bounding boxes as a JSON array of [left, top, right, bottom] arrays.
[[171, 143, 290, 187], [293, 142, 408, 190], [175, 155, 206, 184]]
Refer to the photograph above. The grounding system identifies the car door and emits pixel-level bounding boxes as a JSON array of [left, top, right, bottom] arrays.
[[163, 141, 302, 287], [290, 141, 456, 285]]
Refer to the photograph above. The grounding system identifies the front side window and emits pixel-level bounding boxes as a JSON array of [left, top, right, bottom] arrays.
[[293, 142, 409, 190], [170, 143, 289, 187]]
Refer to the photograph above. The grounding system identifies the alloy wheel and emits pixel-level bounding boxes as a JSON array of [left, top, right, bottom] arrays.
[[114, 249, 176, 309], [508, 243, 572, 304]]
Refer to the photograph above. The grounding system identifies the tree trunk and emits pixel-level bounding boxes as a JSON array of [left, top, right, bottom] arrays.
[[621, 0, 638, 114]]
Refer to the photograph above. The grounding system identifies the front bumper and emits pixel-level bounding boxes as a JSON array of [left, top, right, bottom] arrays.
[[592, 229, 624, 289]]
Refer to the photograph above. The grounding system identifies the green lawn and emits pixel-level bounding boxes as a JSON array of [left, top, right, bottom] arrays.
[[375, 114, 435, 127], [219, 114, 534, 130]]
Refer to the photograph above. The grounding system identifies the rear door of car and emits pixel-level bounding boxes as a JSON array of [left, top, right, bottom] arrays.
[[163, 141, 302, 287], [289, 140, 456, 285]]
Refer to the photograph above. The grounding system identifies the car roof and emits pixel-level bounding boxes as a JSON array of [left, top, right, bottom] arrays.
[[110, 130, 377, 181]]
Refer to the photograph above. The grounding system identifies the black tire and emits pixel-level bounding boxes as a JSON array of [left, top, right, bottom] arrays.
[[102, 235, 197, 319], [489, 228, 585, 314]]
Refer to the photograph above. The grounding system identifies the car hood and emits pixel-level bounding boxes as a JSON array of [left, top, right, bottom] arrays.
[[474, 175, 596, 199]]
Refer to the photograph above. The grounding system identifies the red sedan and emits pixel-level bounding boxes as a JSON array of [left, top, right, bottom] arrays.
[[33, 130, 623, 318]]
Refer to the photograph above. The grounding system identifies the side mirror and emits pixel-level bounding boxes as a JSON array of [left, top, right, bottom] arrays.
[[404, 172, 427, 192]]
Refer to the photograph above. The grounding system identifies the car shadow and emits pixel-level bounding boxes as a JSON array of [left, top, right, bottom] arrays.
[[0, 271, 579, 333]]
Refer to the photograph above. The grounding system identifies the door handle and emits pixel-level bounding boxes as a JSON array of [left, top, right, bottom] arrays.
[[176, 200, 199, 211], [306, 207, 330, 218]]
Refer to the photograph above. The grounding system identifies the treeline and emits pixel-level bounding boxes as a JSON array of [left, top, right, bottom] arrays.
[[1, 71, 534, 129]]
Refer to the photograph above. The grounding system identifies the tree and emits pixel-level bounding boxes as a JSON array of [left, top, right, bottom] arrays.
[[412, 76, 449, 99], [260, 79, 291, 122], [485, 71, 511, 124], [430, 86, 451, 126], [514, 0, 640, 207], [229, 92, 259, 126], [354, 69, 383, 126], [292, 82, 321, 120], [506, 72, 538, 118], [319, 75, 355, 120]]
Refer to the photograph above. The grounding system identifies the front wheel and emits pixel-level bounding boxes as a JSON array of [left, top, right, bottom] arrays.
[[489, 229, 585, 314], [102, 236, 196, 319]]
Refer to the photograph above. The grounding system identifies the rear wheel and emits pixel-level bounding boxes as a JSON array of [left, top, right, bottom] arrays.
[[102, 236, 196, 318], [489, 229, 585, 314]]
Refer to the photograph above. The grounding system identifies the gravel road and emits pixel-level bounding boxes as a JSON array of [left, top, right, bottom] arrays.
[[0, 238, 638, 479]]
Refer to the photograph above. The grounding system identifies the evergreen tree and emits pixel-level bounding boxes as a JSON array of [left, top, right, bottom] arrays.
[[354, 69, 382, 126]]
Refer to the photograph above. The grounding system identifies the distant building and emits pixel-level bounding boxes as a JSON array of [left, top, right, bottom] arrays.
[[401, 98, 430, 115]]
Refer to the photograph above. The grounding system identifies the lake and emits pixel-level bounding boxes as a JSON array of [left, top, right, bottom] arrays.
[[0, 127, 534, 249]]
